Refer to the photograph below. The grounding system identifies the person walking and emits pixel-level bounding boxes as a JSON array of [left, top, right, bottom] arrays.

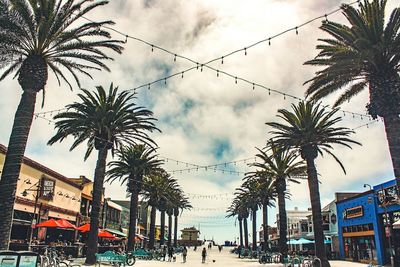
[[201, 247, 207, 263], [182, 246, 187, 263], [162, 245, 167, 261], [168, 246, 174, 262]]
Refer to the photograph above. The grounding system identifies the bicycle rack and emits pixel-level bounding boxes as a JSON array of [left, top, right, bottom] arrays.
[[313, 257, 322, 267]]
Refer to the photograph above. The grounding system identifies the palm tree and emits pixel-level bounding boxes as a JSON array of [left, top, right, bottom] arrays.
[[173, 195, 192, 247], [106, 144, 163, 251], [304, 0, 400, 194], [267, 101, 360, 267], [166, 188, 184, 247], [249, 142, 306, 257], [142, 170, 178, 249], [237, 181, 260, 251], [48, 84, 158, 264], [226, 199, 244, 248], [244, 172, 276, 252], [0, 0, 123, 250], [227, 195, 249, 248]]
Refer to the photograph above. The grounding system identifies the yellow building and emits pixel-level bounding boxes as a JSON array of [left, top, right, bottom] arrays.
[[0, 144, 82, 249]]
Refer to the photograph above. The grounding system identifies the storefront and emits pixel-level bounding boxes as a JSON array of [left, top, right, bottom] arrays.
[[337, 191, 383, 265], [373, 180, 400, 265]]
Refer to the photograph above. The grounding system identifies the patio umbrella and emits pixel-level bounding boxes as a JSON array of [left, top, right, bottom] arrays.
[[98, 230, 116, 239], [77, 223, 90, 232], [55, 219, 77, 230], [35, 218, 63, 228], [297, 238, 314, 244], [287, 239, 299, 245]]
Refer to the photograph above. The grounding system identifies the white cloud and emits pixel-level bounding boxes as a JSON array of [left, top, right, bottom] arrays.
[[0, 0, 398, 243]]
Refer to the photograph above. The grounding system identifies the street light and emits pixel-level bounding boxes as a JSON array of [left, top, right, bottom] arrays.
[[364, 184, 372, 190], [22, 179, 53, 250]]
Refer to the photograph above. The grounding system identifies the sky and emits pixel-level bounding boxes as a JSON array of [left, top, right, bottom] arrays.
[[0, 0, 398, 243]]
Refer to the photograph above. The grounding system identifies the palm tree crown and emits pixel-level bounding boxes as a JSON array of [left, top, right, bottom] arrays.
[[0, 0, 123, 92], [48, 83, 159, 158], [304, 0, 400, 117], [267, 101, 360, 169]]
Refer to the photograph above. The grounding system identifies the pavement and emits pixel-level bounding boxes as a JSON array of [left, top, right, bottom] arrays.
[[73, 247, 381, 267]]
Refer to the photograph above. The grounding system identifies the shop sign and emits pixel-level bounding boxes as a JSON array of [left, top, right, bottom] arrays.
[[330, 214, 337, 224], [40, 176, 55, 200], [377, 185, 399, 207], [344, 206, 363, 219]]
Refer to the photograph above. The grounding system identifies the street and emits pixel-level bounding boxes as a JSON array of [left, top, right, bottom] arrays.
[[124, 247, 375, 267]]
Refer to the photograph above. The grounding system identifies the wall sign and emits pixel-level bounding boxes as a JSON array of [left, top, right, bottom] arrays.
[[344, 206, 363, 219], [40, 176, 55, 200], [377, 185, 399, 207]]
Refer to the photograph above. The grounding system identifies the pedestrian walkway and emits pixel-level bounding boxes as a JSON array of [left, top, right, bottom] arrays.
[[74, 247, 382, 267]]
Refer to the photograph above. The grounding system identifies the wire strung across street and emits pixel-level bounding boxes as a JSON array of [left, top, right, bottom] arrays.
[[32, 0, 371, 121]]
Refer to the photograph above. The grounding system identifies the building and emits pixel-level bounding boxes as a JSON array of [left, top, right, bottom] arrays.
[[277, 207, 311, 240], [0, 144, 82, 250], [69, 176, 98, 226], [336, 179, 400, 266], [102, 199, 125, 237], [112, 200, 151, 237], [179, 226, 201, 246]]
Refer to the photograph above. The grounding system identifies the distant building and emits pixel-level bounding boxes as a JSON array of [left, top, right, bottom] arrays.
[[179, 227, 201, 246]]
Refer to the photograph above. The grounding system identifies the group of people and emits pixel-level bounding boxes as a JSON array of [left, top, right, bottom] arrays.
[[161, 245, 188, 263]]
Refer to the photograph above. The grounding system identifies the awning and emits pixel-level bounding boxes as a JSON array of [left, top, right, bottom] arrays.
[[393, 219, 400, 230], [106, 228, 127, 237], [297, 238, 314, 244]]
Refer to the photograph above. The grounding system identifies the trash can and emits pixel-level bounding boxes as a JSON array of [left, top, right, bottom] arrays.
[[0, 251, 39, 267]]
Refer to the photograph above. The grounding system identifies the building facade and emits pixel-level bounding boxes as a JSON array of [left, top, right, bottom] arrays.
[[336, 179, 400, 265], [0, 144, 82, 250], [179, 227, 201, 246]]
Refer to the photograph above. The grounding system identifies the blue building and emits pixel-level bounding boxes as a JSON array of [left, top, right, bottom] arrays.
[[336, 179, 400, 265]]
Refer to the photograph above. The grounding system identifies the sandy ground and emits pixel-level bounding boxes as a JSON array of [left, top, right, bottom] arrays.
[[77, 247, 381, 267]]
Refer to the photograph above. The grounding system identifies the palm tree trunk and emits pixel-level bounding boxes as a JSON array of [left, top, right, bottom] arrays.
[[383, 114, 400, 197], [252, 209, 257, 251], [85, 147, 108, 265], [173, 215, 178, 247], [262, 204, 269, 252], [243, 217, 249, 248], [160, 211, 165, 247], [277, 181, 288, 259], [127, 191, 139, 251], [0, 90, 37, 250], [167, 214, 172, 247], [238, 218, 243, 247], [305, 156, 330, 267], [148, 206, 156, 249]]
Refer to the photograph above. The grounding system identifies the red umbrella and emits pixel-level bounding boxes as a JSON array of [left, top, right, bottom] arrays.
[[35, 218, 63, 228], [56, 219, 77, 230], [98, 230, 115, 239], [77, 223, 90, 232]]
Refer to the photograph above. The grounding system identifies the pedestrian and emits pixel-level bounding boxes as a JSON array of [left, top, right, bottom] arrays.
[[162, 245, 167, 261], [194, 245, 197, 251], [168, 246, 174, 262], [218, 245, 222, 253], [182, 246, 187, 263], [201, 247, 207, 263]]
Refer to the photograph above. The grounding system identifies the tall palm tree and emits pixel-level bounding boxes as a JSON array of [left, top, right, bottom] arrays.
[[267, 101, 360, 267], [0, 0, 123, 250], [250, 142, 306, 257], [142, 170, 178, 249], [244, 172, 276, 252], [304, 0, 400, 195], [237, 181, 260, 251], [166, 188, 183, 247], [106, 144, 163, 251], [226, 199, 244, 248], [173, 195, 192, 247], [48, 84, 158, 263]]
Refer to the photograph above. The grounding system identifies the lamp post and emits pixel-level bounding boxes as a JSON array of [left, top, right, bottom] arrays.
[[22, 179, 53, 250]]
